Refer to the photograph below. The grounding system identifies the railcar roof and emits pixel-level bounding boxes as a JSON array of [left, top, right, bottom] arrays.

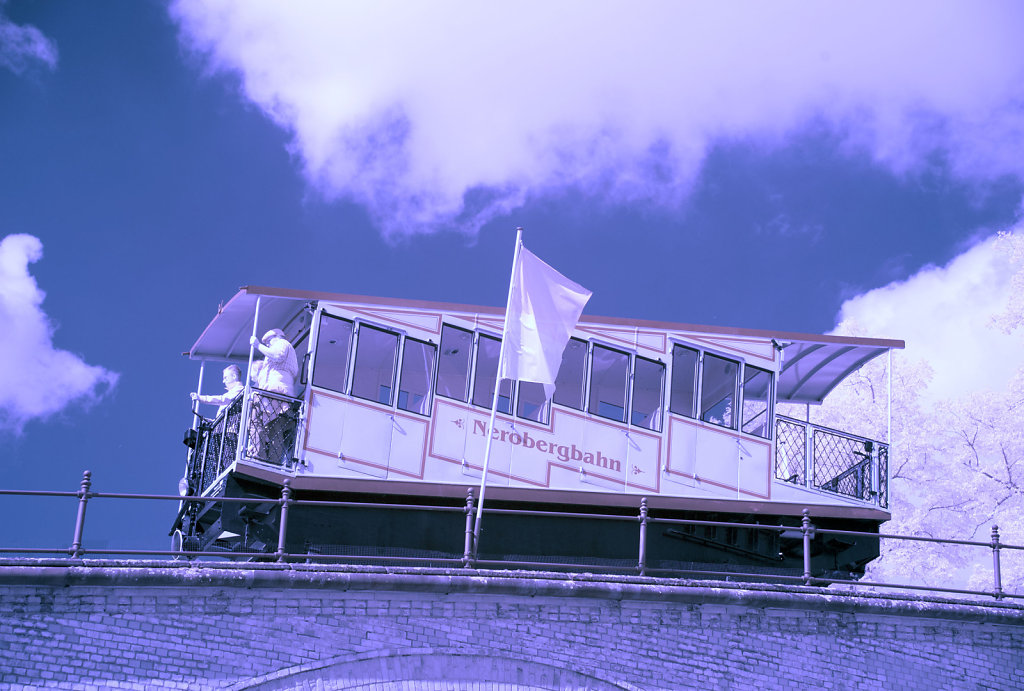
[[187, 285, 904, 404]]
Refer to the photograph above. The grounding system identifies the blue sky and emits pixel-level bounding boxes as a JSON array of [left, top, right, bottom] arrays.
[[2, 1, 1023, 552]]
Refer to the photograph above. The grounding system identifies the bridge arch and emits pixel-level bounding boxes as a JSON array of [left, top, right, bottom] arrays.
[[232, 648, 636, 690]]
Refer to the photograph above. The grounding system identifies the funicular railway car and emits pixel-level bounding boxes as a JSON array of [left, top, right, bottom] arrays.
[[173, 285, 903, 580]]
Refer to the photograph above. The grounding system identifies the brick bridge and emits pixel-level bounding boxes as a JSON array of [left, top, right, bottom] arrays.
[[1, 560, 1022, 689]]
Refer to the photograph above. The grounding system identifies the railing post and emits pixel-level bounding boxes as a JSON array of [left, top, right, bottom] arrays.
[[637, 497, 648, 576], [871, 444, 880, 505], [276, 479, 292, 562], [804, 425, 813, 488], [69, 470, 92, 559], [802, 508, 813, 586], [463, 488, 476, 568], [991, 525, 1003, 600]]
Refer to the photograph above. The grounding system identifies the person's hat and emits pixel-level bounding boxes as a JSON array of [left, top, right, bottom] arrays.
[[262, 328, 287, 344]]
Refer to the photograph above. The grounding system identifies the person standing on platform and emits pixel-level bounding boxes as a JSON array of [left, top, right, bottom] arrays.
[[247, 328, 299, 464]]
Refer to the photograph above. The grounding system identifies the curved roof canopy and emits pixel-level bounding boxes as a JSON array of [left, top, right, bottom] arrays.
[[188, 286, 903, 405], [775, 340, 891, 404]]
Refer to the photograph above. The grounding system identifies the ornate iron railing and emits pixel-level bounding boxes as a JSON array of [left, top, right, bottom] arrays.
[[242, 389, 302, 468], [184, 396, 242, 497], [774, 415, 888, 508], [184, 390, 302, 497]]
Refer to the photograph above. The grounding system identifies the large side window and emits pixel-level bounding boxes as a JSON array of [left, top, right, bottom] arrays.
[[312, 314, 353, 394], [398, 338, 436, 415], [553, 338, 587, 411], [437, 325, 473, 402], [472, 334, 513, 414], [670, 344, 699, 418], [700, 353, 739, 429], [350, 325, 399, 405], [631, 356, 665, 431], [589, 344, 630, 423], [741, 365, 773, 439]]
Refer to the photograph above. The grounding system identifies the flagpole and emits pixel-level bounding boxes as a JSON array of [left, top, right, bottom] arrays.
[[472, 226, 523, 559]]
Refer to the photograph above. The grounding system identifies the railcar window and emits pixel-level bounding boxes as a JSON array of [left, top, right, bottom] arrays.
[[437, 325, 473, 402], [472, 334, 513, 414], [631, 356, 665, 431], [741, 364, 773, 438], [700, 353, 739, 429], [669, 344, 699, 418], [398, 338, 436, 415], [589, 344, 629, 423], [312, 314, 354, 394], [350, 325, 399, 405], [553, 338, 587, 410], [517, 382, 550, 423]]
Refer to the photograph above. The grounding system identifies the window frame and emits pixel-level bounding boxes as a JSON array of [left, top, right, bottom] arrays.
[[551, 337, 589, 412], [348, 320, 404, 407], [397, 336, 438, 417], [630, 354, 666, 432], [587, 341, 632, 424], [740, 362, 774, 440], [471, 331, 514, 414], [435, 323, 475, 403], [698, 350, 741, 430], [310, 311, 356, 396], [668, 341, 700, 420]]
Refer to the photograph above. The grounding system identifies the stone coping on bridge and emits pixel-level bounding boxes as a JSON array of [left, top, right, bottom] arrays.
[[2, 557, 1022, 626]]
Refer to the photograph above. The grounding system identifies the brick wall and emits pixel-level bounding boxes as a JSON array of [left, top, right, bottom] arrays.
[[1, 561, 1022, 690]]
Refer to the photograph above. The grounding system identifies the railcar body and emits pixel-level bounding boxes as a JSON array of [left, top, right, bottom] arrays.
[[174, 285, 902, 579]]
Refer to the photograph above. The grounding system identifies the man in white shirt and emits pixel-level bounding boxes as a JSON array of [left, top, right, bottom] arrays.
[[191, 365, 244, 418], [248, 329, 300, 464], [189, 364, 246, 479], [250, 328, 298, 396]]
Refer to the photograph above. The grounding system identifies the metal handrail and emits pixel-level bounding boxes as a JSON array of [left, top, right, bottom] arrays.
[[775, 414, 879, 444], [1, 470, 1020, 601]]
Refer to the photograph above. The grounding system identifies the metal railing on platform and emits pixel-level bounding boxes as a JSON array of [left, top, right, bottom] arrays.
[[775, 415, 889, 508], [0, 471, 1020, 602]]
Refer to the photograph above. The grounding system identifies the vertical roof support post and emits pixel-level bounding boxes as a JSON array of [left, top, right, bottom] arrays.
[[184, 361, 206, 496], [192, 361, 205, 433], [236, 295, 262, 465], [886, 348, 893, 506], [290, 302, 320, 469], [886, 348, 892, 446]]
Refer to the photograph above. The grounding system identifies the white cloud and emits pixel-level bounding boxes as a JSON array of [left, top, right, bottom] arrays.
[[833, 227, 1024, 401], [0, 234, 118, 432], [171, 1, 1024, 235], [0, 2, 57, 75]]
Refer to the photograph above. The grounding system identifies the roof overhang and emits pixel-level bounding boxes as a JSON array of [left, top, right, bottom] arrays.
[[776, 339, 894, 404], [186, 289, 311, 363]]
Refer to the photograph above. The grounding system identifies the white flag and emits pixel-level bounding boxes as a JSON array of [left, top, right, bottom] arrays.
[[498, 245, 592, 398]]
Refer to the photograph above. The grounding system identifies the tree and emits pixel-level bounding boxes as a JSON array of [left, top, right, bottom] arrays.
[[803, 231, 1024, 596]]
